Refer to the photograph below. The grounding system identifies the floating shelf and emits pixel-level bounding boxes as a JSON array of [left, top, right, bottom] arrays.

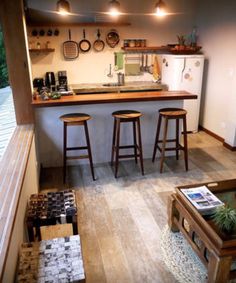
[[27, 22, 131, 27], [29, 48, 55, 53], [121, 46, 171, 53]]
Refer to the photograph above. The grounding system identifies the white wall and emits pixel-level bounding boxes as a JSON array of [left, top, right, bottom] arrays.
[[28, 0, 198, 84], [196, 0, 236, 146]]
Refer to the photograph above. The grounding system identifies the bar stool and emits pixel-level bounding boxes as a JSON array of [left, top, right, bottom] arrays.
[[60, 113, 95, 182], [152, 108, 188, 173], [111, 110, 144, 178]]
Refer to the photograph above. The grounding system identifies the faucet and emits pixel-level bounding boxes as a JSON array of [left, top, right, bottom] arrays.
[[107, 64, 113, 78]]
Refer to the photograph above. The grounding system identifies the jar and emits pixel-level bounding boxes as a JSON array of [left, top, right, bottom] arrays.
[[129, 40, 135, 48], [123, 39, 129, 48]]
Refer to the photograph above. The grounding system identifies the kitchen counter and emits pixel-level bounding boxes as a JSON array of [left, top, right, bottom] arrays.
[[71, 81, 167, 94], [34, 89, 197, 167], [32, 90, 197, 107]]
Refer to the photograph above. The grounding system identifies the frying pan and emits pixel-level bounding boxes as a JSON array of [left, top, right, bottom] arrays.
[[106, 29, 120, 48], [63, 29, 79, 60], [93, 29, 105, 52], [79, 29, 91, 52]]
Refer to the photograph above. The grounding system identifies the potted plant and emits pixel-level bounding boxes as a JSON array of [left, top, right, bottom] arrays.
[[213, 205, 236, 234]]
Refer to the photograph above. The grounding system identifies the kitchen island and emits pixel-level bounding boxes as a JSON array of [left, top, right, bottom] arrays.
[[33, 90, 197, 167]]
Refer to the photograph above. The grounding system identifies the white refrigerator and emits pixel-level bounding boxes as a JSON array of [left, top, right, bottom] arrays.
[[161, 54, 204, 132]]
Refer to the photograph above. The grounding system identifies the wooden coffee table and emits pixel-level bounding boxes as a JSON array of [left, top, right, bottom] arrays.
[[168, 179, 236, 283]]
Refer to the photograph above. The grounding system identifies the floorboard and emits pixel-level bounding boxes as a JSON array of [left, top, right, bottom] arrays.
[[40, 131, 236, 283]]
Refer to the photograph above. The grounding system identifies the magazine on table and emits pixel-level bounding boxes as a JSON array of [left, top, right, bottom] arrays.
[[181, 185, 224, 215]]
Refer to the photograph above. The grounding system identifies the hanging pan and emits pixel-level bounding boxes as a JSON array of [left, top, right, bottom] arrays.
[[93, 29, 105, 52], [106, 29, 120, 48], [79, 29, 91, 52], [63, 29, 79, 60]]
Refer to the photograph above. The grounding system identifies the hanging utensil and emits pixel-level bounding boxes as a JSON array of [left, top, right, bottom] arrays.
[[63, 29, 79, 60], [145, 54, 149, 72], [140, 53, 145, 72], [106, 29, 120, 48], [93, 29, 105, 52], [148, 54, 154, 74], [79, 29, 91, 52]]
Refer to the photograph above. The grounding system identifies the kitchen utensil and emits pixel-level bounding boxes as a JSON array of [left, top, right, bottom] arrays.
[[106, 29, 120, 48], [63, 29, 79, 60], [39, 29, 45, 36], [54, 29, 59, 36], [93, 29, 105, 52], [125, 63, 141, 76], [117, 72, 125, 86], [107, 64, 113, 78], [140, 53, 145, 72], [79, 29, 91, 52], [153, 55, 161, 81], [145, 54, 149, 72]]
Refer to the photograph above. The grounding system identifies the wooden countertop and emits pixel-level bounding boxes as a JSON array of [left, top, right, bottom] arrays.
[[32, 90, 197, 108]]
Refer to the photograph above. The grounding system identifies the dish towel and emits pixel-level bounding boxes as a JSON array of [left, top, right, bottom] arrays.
[[153, 55, 161, 82], [115, 52, 124, 70]]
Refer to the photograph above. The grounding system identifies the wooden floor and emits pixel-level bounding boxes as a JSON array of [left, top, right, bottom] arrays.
[[40, 131, 236, 283], [0, 87, 16, 159]]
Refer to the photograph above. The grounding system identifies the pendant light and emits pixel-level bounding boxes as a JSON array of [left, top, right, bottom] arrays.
[[155, 0, 167, 17], [108, 0, 121, 17], [57, 0, 70, 16]]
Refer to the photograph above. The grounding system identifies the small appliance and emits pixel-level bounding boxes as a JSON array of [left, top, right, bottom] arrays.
[[33, 78, 44, 91], [58, 70, 68, 91], [45, 72, 56, 91]]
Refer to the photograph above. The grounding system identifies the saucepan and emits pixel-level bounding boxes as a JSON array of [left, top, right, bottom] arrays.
[[79, 29, 91, 52], [93, 29, 105, 52]]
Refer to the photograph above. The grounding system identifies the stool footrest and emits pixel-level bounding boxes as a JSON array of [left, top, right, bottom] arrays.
[[157, 138, 177, 143], [157, 145, 184, 152], [119, 145, 137, 149], [67, 155, 89, 160], [67, 146, 88, 151], [118, 154, 140, 159]]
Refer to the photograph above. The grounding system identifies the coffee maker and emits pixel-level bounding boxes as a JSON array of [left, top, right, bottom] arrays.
[[58, 71, 68, 91]]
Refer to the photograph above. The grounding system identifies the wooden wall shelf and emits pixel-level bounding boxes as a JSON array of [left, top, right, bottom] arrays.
[[27, 22, 131, 27], [29, 48, 55, 53], [121, 46, 171, 53]]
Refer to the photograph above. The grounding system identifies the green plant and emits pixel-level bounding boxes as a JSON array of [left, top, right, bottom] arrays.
[[213, 205, 236, 234], [177, 35, 186, 46], [0, 26, 9, 88]]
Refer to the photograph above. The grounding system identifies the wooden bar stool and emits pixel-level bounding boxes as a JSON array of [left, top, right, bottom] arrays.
[[152, 108, 188, 173], [60, 113, 95, 182], [111, 110, 144, 178]]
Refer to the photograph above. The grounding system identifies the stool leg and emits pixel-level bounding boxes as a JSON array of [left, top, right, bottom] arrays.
[[183, 116, 189, 171], [176, 118, 179, 160], [115, 118, 121, 178], [137, 118, 144, 175], [84, 121, 96, 181], [160, 117, 168, 173], [152, 114, 162, 162], [111, 118, 117, 166], [133, 121, 138, 164], [63, 122, 67, 183]]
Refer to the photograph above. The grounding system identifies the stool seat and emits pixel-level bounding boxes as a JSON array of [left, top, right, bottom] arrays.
[[112, 110, 142, 119], [152, 108, 188, 173], [60, 112, 95, 182], [60, 113, 91, 123], [111, 110, 144, 177], [159, 108, 187, 117]]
